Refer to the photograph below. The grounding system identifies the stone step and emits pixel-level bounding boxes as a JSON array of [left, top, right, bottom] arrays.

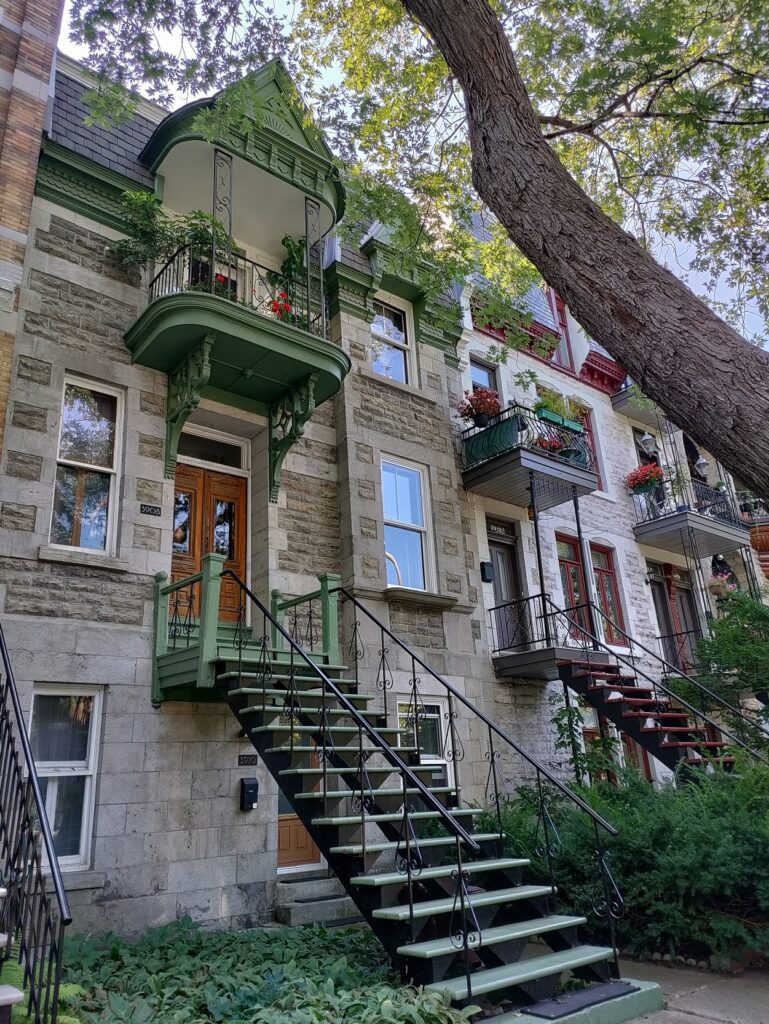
[[275, 893, 359, 927], [426, 944, 613, 1001], [276, 871, 344, 903]]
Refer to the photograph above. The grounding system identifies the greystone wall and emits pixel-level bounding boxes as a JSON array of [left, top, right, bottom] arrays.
[[0, 201, 278, 935]]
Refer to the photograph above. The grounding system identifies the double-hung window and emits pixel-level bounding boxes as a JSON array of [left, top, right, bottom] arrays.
[[470, 358, 498, 393], [29, 685, 103, 867], [51, 379, 122, 553], [371, 301, 410, 384], [381, 459, 429, 590], [397, 698, 452, 788]]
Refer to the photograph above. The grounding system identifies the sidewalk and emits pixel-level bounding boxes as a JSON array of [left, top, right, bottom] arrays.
[[621, 959, 769, 1024]]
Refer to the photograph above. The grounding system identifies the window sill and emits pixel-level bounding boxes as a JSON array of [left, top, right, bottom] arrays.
[[44, 868, 106, 891], [38, 545, 131, 572], [384, 586, 458, 610], [358, 365, 436, 404]]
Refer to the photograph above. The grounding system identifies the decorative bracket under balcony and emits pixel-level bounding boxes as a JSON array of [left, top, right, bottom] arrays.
[[165, 335, 214, 478], [269, 373, 318, 502]]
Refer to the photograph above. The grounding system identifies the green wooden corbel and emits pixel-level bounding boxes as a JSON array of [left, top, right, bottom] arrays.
[[164, 335, 214, 478], [269, 372, 318, 501]]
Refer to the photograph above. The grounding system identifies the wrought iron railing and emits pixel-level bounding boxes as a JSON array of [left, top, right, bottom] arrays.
[[0, 624, 71, 1024], [736, 490, 769, 525], [656, 629, 703, 674], [488, 593, 594, 654], [330, 585, 623, 973], [148, 243, 328, 338], [490, 591, 767, 763], [271, 573, 340, 663], [632, 474, 745, 529], [459, 404, 597, 473]]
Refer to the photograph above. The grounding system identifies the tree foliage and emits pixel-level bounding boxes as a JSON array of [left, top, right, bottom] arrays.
[[69, 0, 769, 342]]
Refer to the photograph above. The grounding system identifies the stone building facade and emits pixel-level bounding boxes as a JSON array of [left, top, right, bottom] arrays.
[[0, 42, 764, 939]]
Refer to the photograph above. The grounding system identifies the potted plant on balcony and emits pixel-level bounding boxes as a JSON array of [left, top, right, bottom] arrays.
[[457, 387, 502, 428], [535, 436, 566, 455], [625, 464, 664, 494], [533, 391, 575, 428]]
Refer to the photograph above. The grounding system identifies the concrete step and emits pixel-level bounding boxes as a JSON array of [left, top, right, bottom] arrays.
[[493, 978, 664, 1024], [275, 893, 359, 927], [276, 872, 343, 904]]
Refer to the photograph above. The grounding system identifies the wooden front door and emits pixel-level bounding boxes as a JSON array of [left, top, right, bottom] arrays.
[[277, 788, 321, 870], [171, 464, 248, 621]]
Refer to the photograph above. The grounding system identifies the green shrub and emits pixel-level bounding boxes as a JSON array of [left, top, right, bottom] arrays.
[[60, 920, 477, 1023], [479, 760, 769, 963]]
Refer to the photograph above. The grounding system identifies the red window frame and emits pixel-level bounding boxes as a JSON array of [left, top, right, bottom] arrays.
[[572, 404, 602, 489], [556, 534, 590, 636], [590, 544, 625, 644]]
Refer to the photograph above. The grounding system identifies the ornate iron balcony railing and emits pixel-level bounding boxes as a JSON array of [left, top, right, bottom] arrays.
[[736, 490, 769, 525], [149, 243, 328, 339], [631, 474, 744, 529], [459, 404, 597, 473]]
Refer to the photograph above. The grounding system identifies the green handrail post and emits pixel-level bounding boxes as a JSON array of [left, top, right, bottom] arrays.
[[318, 572, 341, 665], [197, 553, 227, 688], [271, 588, 286, 652], [152, 572, 169, 706]]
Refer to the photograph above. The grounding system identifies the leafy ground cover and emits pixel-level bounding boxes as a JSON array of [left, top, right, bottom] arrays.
[[478, 759, 769, 966], [51, 920, 476, 1023]]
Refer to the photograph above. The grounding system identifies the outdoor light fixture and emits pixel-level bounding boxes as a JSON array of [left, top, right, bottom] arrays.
[[638, 431, 656, 455], [695, 455, 709, 474]]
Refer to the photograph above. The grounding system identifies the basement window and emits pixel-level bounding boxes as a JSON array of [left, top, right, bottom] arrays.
[[29, 685, 103, 869]]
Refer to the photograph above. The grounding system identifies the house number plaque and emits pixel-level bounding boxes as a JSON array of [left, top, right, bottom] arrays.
[[238, 754, 259, 767], [140, 504, 162, 517]]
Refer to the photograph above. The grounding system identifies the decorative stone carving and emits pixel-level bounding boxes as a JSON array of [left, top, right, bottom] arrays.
[[164, 336, 214, 477], [269, 373, 318, 502]]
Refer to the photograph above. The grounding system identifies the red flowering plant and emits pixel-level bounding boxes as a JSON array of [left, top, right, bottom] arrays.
[[625, 464, 665, 492], [535, 436, 566, 454], [270, 291, 293, 322], [457, 387, 502, 424]]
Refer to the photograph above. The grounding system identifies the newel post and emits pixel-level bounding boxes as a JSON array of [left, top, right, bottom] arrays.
[[152, 572, 169, 706], [197, 553, 227, 688], [271, 589, 286, 652], [318, 572, 341, 665]]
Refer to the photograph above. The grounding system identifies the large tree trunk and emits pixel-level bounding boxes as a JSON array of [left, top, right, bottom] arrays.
[[401, 0, 769, 497]]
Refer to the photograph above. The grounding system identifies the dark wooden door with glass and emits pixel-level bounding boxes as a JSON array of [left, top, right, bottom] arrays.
[[171, 464, 247, 621], [488, 528, 524, 650]]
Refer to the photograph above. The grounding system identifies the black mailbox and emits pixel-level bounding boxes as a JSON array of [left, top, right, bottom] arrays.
[[240, 777, 259, 812], [480, 560, 495, 583]]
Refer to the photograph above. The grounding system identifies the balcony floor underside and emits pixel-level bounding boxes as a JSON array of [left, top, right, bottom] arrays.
[[462, 448, 599, 511], [493, 645, 615, 681], [633, 509, 750, 556]]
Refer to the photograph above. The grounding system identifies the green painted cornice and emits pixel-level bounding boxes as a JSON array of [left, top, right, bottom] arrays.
[[140, 60, 345, 225], [324, 261, 376, 321], [34, 140, 151, 230]]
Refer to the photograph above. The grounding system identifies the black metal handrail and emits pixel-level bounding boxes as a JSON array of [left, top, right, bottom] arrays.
[[585, 601, 766, 741], [148, 243, 328, 338], [333, 586, 616, 837], [0, 625, 71, 1024], [656, 628, 702, 673], [542, 595, 768, 763], [488, 594, 594, 653], [220, 571, 479, 852], [459, 404, 597, 474], [632, 474, 745, 529]]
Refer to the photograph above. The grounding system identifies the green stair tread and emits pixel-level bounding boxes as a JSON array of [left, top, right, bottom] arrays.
[[266, 744, 418, 754], [313, 808, 483, 826], [372, 884, 554, 921], [330, 832, 502, 854], [249, 724, 402, 735], [295, 785, 454, 800], [242, 704, 383, 718], [280, 765, 438, 776], [397, 914, 587, 958], [352, 856, 528, 886], [229, 687, 374, 703], [425, 945, 613, 1000]]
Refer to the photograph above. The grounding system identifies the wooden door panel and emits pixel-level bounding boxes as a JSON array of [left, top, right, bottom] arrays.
[[278, 815, 321, 869], [205, 471, 247, 622], [171, 464, 205, 617]]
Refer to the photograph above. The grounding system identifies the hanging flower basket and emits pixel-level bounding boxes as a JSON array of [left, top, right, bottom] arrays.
[[625, 464, 664, 493]]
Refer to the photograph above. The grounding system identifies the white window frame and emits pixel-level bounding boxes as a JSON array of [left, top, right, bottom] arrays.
[[397, 695, 454, 787], [381, 456, 435, 592], [371, 292, 417, 386], [50, 376, 124, 557], [28, 684, 103, 871], [177, 422, 250, 477]]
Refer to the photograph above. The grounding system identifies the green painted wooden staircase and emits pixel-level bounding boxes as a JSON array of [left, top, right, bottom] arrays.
[[152, 556, 663, 1021]]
